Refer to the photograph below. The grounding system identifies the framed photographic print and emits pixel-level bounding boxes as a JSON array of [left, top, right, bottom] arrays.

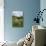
[[12, 11, 24, 27]]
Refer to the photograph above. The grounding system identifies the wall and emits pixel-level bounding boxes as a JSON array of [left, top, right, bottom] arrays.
[[40, 0, 46, 45], [40, 0, 46, 27], [4, 0, 40, 42], [0, 0, 4, 42]]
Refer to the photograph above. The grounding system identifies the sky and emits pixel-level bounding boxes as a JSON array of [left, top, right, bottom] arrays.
[[12, 11, 23, 17]]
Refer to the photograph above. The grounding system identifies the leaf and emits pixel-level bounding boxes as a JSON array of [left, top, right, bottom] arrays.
[[34, 18, 36, 21]]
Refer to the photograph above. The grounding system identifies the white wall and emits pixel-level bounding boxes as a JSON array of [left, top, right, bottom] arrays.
[[0, 0, 4, 42], [40, 0, 46, 27]]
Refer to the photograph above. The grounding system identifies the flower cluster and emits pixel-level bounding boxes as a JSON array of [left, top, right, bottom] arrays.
[[34, 9, 46, 23]]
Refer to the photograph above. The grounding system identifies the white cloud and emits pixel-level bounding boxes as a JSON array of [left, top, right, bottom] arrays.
[[12, 11, 23, 17]]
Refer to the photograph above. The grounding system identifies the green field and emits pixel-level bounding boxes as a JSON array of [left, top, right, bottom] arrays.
[[12, 16, 24, 27]]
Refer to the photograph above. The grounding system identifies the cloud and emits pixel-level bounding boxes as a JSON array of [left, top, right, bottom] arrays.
[[12, 11, 23, 17]]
